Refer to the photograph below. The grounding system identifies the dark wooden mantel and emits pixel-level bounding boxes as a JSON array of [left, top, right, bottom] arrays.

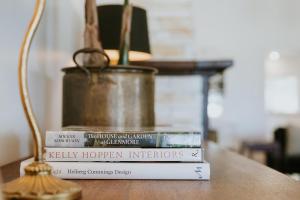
[[131, 60, 233, 75], [132, 60, 233, 138]]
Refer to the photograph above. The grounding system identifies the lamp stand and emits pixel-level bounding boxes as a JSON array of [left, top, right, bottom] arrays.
[[2, 0, 81, 199], [3, 162, 81, 200]]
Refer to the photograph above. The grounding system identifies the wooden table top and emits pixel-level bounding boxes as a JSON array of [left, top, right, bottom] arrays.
[[1, 142, 300, 200]]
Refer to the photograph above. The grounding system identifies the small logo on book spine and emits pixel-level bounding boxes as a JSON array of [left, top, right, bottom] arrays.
[[194, 167, 202, 179], [192, 150, 200, 157]]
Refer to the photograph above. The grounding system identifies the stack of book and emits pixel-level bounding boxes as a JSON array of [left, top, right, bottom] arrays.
[[21, 127, 210, 180]]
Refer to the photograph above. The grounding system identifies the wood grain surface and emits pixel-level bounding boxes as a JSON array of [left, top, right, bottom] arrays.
[[1, 142, 300, 200]]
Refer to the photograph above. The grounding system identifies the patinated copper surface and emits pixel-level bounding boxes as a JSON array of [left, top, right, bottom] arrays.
[[62, 65, 157, 127]]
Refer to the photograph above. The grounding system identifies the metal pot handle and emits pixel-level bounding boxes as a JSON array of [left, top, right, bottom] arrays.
[[72, 48, 111, 75]]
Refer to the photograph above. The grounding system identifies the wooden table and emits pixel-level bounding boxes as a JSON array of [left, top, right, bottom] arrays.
[[1, 142, 300, 200]]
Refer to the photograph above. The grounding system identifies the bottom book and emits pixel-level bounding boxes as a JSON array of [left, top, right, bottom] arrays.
[[20, 158, 210, 180]]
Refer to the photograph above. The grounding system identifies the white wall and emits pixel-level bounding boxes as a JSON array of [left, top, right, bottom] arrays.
[[0, 0, 84, 166], [194, 0, 300, 148], [0, 1, 40, 166], [2, 0, 300, 165]]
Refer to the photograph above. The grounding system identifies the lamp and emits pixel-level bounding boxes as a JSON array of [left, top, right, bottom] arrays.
[[2, 0, 81, 199], [97, 4, 151, 63]]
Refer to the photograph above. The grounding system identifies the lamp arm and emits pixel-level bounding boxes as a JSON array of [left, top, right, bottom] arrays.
[[2, 2, 82, 198], [18, 0, 46, 162]]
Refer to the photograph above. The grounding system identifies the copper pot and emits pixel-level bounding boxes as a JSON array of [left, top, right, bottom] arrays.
[[62, 48, 157, 127]]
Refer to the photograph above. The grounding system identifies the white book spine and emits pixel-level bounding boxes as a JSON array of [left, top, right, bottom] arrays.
[[45, 148, 204, 162], [20, 159, 210, 180]]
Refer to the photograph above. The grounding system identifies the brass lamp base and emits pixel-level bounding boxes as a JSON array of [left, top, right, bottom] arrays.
[[2, 162, 82, 200]]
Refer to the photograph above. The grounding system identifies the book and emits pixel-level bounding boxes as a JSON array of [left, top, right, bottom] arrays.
[[20, 158, 210, 180], [45, 127, 202, 148], [45, 148, 204, 162]]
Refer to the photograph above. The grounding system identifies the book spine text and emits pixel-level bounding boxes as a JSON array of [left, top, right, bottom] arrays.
[[20, 159, 210, 180], [45, 148, 204, 162], [45, 131, 202, 148]]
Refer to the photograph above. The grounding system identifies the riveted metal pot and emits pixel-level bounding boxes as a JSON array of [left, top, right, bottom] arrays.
[[62, 48, 157, 127]]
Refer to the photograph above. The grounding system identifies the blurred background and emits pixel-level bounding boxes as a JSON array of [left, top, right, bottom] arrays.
[[1, 0, 300, 178]]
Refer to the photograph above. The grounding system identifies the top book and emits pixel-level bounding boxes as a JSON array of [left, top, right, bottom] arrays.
[[45, 126, 203, 148]]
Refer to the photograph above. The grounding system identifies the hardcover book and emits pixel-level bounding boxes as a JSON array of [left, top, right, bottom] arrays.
[[20, 158, 210, 180], [45, 148, 204, 162], [46, 127, 202, 148]]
